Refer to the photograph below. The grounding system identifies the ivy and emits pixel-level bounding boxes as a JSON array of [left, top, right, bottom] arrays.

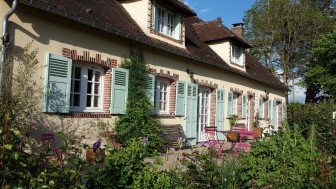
[[115, 51, 164, 153]]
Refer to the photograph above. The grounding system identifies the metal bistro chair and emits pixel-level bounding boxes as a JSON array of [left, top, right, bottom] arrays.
[[41, 133, 63, 161], [204, 127, 225, 155], [233, 129, 256, 153]]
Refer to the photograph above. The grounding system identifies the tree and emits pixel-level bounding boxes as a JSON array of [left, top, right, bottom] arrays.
[[244, 0, 334, 103], [302, 25, 336, 103]]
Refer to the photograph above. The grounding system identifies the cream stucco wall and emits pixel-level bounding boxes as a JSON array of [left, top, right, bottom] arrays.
[[1, 2, 286, 145], [120, 0, 149, 33]]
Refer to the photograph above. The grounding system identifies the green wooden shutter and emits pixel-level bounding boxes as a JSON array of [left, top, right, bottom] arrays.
[[226, 91, 233, 118], [242, 94, 247, 119], [185, 83, 198, 145], [145, 74, 155, 104], [173, 13, 181, 40], [268, 100, 272, 119], [258, 98, 263, 119], [175, 81, 186, 116], [42, 53, 72, 113], [110, 68, 129, 114], [216, 89, 225, 139]]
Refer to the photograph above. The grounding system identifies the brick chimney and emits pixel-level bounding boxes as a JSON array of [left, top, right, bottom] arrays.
[[231, 23, 244, 39]]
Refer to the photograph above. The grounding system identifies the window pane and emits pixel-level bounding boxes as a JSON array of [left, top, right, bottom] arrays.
[[73, 94, 80, 106], [95, 71, 100, 82], [87, 82, 92, 94], [74, 81, 81, 93], [75, 67, 81, 79], [88, 69, 93, 81], [94, 96, 99, 107], [86, 95, 92, 107], [94, 83, 99, 95]]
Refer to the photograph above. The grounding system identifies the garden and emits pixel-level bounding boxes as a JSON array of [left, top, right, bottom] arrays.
[[1, 45, 336, 189]]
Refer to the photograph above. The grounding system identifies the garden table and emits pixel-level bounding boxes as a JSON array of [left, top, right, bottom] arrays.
[[215, 130, 240, 154]]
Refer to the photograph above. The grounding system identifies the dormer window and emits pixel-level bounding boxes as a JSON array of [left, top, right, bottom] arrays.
[[153, 3, 181, 40], [231, 43, 244, 66]]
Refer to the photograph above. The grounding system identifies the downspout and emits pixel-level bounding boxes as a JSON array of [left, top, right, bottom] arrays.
[[1, 0, 18, 87]]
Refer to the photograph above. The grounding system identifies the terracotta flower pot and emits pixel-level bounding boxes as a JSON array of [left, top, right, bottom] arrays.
[[253, 127, 263, 138], [86, 148, 105, 163], [227, 133, 239, 142]]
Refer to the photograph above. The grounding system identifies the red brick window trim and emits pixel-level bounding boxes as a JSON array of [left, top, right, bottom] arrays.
[[62, 47, 117, 113], [275, 98, 282, 103], [247, 91, 255, 97], [195, 79, 218, 89], [230, 88, 243, 94], [149, 68, 179, 81], [62, 48, 117, 68], [50, 113, 113, 118]]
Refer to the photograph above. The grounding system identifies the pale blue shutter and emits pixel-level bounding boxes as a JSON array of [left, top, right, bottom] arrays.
[[42, 53, 72, 113], [110, 68, 129, 114], [242, 94, 247, 119], [268, 100, 272, 119], [173, 13, 181, 40], [216, 89, 225, 127], [145, 74, 155, 104], [226, 91, 233, 118], [216, 89, 225, 139], [258, 98, 263, 119], [175, 81, 186, 116], [185, 83, 198, 145]]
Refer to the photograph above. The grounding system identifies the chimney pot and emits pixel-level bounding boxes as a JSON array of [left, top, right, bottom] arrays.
[[231, 22, 244, 39]]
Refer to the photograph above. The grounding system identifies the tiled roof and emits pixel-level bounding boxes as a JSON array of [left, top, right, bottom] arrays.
[[17, 0, 286, 90], [193, 20, 252, 48]]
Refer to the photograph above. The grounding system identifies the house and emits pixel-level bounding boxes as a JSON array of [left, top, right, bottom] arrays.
[[0, 0, 287, 145]]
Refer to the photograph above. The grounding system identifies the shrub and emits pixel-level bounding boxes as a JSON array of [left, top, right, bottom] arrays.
[[287, 102, 336, 155], [240, 124, 336, 188], [115, 51, 164, 152], [0, 44, 88, 188]]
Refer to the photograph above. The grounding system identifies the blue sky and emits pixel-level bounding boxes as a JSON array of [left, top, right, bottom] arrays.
[[182, 0, 306, 103], [182, 0, 255, 28]]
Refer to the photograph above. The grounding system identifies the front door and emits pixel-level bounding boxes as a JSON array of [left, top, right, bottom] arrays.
[[197, 88, 211, 142], [185, 83, 198, 145]]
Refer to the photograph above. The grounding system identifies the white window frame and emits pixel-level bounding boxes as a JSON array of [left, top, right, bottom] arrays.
[[197, 88, 211, 135], [260, 98, 265, 118], [232, 93, 238, 115], [155, 5, 175, 37], [154, 78, 170, 114], [70, 63, 104, 112], [231, 43, 244, 65]]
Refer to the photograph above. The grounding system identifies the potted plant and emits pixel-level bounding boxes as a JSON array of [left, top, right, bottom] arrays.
[[227, 114, 239, 141], [253, 111, 263, 138], [86, 140, 105, 163], [228, 114, 238, 130]]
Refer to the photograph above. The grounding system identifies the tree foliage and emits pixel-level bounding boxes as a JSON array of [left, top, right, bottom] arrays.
[[244, 0, 334, 101], [287, 102, 336, 155], [302, 25, 336, 102], [115, 51, 164, 152]]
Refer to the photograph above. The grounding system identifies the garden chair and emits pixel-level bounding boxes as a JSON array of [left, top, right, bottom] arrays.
[[41, 133, 63, 161], [204, 127, 225, 154], [234, 130, 256, 153]]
